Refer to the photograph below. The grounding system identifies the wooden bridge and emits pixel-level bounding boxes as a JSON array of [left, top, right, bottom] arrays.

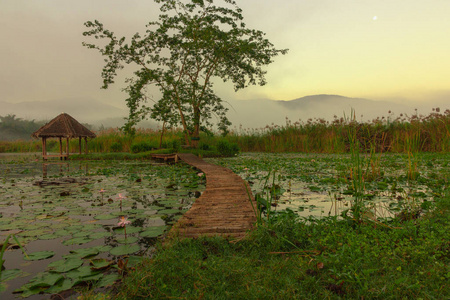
[[168, 153, 257, 239]]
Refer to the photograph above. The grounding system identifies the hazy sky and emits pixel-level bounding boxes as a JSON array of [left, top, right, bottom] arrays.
[[1, 0, 449, 110]]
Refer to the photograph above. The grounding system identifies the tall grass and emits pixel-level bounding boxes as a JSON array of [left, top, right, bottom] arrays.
[[228, 109, 450, 153], [1, 109, 449, 154]]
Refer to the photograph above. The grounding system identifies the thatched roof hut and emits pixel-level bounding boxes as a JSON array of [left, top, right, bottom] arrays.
[[32, 113, 96, 160]]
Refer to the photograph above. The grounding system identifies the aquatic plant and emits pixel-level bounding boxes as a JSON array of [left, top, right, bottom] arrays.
[[0, 234, 28, 292], [118, 216, 132, 239]]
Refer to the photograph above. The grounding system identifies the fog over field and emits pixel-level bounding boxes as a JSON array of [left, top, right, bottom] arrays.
[[1, 94, 448, 130]]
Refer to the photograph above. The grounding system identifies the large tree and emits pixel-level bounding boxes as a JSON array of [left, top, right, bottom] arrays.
[[83, 0, 287, 146]]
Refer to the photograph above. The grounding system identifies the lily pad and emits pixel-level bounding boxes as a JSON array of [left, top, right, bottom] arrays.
[[140, 226, 167, 238], [116, 236, 139, 244], [66, 266, 102, 280], [48, 258, 84, 273], [89, 231, 111, 240], [89, 258, 114, 270], [45, 278, 75, 294], [113, 226, 142, 234], [110, 244, 140, 256], [95, 274, 120, 288], [62, 236, 94, 246], [67, 247, 100, 259], [24, 251, 55, 261], [0, 269, 24, 282]]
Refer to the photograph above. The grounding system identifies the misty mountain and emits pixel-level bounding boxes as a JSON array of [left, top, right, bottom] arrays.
[[0, 97, 130, 128], [1, 95, 446, 133], [225, 94, 437, 129]]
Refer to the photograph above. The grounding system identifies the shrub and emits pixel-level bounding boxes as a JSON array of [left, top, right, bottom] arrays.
[[198, 142, 210, 151], [110, 142, 122, 152], [130, 141, 156, 153], [171, 139, 181, 151], [216, 140, 239, 156]]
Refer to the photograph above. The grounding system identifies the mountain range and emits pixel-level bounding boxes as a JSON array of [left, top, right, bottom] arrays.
[[1, 94, 446, 130]]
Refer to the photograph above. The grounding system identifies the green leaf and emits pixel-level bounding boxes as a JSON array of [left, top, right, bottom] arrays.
[[113, 226, 141, 234], [89, 231, 111, 239], [0, 269, 24, 282], [66, 266, 101, 280], [95, 273, 120, 288], [67, 247, 100, 259], [24, 251, 55, 261], [62, 236, 94, 246], [116, 236, 139, 244], [90, 258, 114, 270], [140, 226, 167, 238], [48, 258, 83, 273], [28, 272, 64, 289], [45, 278, 75, 294], [110, 244, 140, 256]]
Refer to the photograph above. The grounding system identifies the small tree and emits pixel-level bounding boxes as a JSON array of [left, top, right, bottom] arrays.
[[83, 0, 287, 146]]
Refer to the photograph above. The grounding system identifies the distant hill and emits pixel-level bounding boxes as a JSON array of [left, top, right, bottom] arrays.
[[0, 98, 126, 124], [225, 94, 439, 128], [275, 94, 411, 118], [1, 94, 446, 133]]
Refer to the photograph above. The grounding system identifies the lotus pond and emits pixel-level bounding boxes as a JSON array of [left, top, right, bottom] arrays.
[[0, 155, 205, 298], [207, 152, 449, 220], [1, 152, 449, 299]]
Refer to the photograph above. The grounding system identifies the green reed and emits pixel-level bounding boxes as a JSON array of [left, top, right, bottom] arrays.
[[0, 234, 28, 289], [1, 109, 449, 154]]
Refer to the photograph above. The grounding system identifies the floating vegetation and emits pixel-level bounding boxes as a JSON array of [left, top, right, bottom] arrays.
[[0, 158, 205, 298], [207, 152, 449, 221]]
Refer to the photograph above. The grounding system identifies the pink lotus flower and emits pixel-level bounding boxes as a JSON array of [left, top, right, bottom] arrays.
[[118, 216, 131, 227], [118, 216, 131, 239], [197, 173, 204, 177]]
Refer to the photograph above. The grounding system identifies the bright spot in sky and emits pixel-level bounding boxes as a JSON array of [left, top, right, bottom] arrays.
[[373, 16, 378, 21]]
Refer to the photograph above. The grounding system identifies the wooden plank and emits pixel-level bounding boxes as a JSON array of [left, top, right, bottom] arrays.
[[169, 153, 256, 240]]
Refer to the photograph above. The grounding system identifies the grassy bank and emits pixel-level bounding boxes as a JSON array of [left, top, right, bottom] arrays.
[[88, 193, 450, 299], [1, 110, 449, 154]]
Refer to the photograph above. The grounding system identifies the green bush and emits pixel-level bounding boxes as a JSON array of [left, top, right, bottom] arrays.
[[198, 142, 210, 151], [130, 141, 156, 153], [110, 142, 122, 152], [216, 140, 239, 156], [171, 139, 181, 151]]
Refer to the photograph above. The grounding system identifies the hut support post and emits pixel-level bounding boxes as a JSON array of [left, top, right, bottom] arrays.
[[66, 138, 70, 160], [79, 137, 82, 154], [42, 137, 47, 160], [59, 137, 63, 160], [84, 137, 88, 154]]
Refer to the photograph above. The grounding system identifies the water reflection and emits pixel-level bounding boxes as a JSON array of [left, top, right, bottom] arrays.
[[0, 158, 205, 298]]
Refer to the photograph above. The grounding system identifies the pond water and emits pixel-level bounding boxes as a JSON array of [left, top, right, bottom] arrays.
[[0, 154, 205, 299], [207, 152, 447, 220], [2, 152, 448, 298]]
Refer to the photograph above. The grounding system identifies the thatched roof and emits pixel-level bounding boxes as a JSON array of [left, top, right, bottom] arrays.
[[32, 113, 96, 138]]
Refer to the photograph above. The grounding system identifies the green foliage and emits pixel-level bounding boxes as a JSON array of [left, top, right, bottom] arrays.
[[228, 110, 450, 153], [130, 141, 158, 153], [109, 142, 122, 152], [216, 140, 239, 156], [83, 0, 287, 145], [109, 195, 449, 299], [198, 142, 210, 151], [0, 114, 44, 141]]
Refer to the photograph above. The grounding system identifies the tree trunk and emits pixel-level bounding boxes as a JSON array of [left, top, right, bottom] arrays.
[[190, 108, 201, 148], [159, 121, 166, 149]]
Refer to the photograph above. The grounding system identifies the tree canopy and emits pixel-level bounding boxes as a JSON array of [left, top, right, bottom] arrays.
[[83, 0, 287, 146]]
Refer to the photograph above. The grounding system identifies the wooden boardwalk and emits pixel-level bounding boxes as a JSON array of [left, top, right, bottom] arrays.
[[169, 153, 257, 239]]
